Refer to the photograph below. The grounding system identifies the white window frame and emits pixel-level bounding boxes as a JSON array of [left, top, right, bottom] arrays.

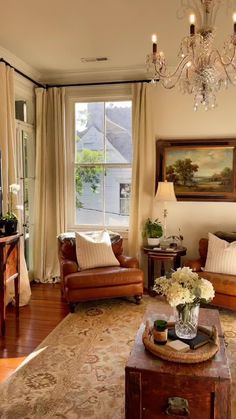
[[65, 84, 132, 233]]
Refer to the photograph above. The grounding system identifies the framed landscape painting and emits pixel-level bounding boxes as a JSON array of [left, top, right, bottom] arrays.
[[156, 139, 236, 201]]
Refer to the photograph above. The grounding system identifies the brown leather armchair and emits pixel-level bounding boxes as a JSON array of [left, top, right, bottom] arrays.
[[185, 231, 236, 311], [58, 232, 144, 311]]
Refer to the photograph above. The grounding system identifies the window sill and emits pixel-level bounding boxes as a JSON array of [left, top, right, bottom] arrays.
[[67, 226, 129, 239]]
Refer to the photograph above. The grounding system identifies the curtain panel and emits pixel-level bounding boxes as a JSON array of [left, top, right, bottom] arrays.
[[128, 83, 156, 266], [34, 88, 67, 282], [0, 63, 31, 305]]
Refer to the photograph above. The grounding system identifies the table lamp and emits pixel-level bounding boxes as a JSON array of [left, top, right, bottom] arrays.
[[155, 181, 177, 239]]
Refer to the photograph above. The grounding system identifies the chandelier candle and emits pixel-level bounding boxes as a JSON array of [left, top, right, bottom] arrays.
[[189, 14, 195, 35], [233, 13, 236, 35], [152, 34, 157, 54]]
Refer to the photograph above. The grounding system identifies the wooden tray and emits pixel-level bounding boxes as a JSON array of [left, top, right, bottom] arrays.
[[142, 321, 219, 364]]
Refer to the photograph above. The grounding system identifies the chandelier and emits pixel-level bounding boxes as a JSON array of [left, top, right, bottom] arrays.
[[146, 0, 236, 110]]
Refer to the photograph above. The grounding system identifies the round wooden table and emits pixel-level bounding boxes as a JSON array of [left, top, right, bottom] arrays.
[[143, 246, 187, 293]]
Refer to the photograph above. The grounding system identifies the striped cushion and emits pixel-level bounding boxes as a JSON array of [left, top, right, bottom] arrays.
[[205, 233, 236, 275], [75, 230, 120, 270]]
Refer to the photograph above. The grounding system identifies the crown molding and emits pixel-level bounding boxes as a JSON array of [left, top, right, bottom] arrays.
[[40, 64, 148, 85], [0, 45, 152, 86], [0, 45, 41, 82]]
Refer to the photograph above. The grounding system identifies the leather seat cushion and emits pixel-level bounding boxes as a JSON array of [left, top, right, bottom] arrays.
[[200, 271, 236, 296], [65, 267, 143, 289]]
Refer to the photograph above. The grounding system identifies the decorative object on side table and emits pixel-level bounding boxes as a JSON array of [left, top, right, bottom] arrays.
[[154, 180, 177, 243], [168, 229, 184, 249], [0, 183, 21, 236], [153, 267, 215, 339], [143, 218, 163, 246]]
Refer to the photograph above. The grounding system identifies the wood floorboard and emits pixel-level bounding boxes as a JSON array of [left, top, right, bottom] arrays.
[[0, 283, 69, 382]]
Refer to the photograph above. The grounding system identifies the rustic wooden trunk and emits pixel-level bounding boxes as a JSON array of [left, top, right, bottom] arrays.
[[125, 306, 231, 419]]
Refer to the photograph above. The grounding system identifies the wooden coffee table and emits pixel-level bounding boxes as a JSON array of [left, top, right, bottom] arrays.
[[125, 304, 231, 419]]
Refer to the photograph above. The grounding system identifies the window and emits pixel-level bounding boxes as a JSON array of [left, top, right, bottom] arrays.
[[16, 122, 35, 273], [74, 100, 132, 227], [120, 183, 131, 215]]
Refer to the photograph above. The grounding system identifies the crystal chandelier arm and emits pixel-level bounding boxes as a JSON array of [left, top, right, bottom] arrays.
[[156, 56, 191, 88], [221, 65, 235, 84], [222, 44, 236, 67], [211, 1, 221, 27], [211, 50, 235, 83], [213, 44, 236, 68]]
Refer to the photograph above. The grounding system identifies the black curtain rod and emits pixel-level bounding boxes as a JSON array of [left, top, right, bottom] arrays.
[[0, 57, 46, 88], [0, 57, 155, 89], [47, 79, 152, 88]]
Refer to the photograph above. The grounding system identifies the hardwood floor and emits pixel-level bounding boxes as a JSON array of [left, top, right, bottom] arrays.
[[0, 283, 69, 382]]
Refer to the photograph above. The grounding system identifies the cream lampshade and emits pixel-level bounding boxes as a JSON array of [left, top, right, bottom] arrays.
[[155, 181, 177, 239]]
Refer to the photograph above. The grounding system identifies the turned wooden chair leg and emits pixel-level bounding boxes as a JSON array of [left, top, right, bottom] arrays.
[[69, 302, 76, 313], [135, 295, 142, 305]]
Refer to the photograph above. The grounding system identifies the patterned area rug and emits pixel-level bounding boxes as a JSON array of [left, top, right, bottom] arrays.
[[0, 296, 235, 419]]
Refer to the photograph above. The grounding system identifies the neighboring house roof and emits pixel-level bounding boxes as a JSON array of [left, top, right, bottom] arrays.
[[77, 125, 128, 164], [106, 118, 132, 163], [76, 101, 132, 162]]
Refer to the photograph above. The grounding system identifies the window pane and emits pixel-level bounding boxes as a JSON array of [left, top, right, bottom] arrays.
[[75, 166, 104, 225], [75, 102, 105, 164], [104, 168, 131, 227], [105, 101, 132, 163], [120, 183, 131, 215]]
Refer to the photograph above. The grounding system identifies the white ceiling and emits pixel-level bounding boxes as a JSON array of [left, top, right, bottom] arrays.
[[1, 0, 236, 83]]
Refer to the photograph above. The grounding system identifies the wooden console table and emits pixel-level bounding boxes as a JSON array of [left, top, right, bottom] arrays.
[[0, 234, 21, 336], [143, 246, 187, 293]]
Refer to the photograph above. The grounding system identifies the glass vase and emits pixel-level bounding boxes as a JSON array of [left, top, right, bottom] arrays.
[[175, 303, 200, 339]]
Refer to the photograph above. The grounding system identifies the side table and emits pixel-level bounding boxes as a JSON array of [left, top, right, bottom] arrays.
[[143, 246, 187, 292], [0, 234, 21, 336]]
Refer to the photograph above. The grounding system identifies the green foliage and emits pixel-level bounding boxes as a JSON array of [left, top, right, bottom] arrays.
[[1, 211, 17, 221], [143, 218, 163, 238], [77, 149, 103, 164], [166, 165, 179, 183], [219, 167, 232, 186], [167, 158, 199, 186], [76, 149, 103, 208]]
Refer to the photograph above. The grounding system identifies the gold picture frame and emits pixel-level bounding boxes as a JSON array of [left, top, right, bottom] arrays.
[[156, 139, 236, 201]]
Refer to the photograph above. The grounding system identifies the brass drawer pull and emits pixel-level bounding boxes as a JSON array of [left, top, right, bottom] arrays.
[[166, 397, 190, 417]]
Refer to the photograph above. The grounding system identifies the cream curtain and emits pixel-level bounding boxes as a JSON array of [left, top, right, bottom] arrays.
[[128, 83, 156, 263], [34, 88, 67, 282], [0, 63, 31, 306]]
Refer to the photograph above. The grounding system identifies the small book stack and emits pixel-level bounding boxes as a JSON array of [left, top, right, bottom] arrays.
[[167, 329, 210, 351]]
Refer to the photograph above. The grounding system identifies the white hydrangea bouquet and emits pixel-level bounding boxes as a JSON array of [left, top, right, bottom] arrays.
[[153, 266, 215, 307], [154, 267, 215, 339]]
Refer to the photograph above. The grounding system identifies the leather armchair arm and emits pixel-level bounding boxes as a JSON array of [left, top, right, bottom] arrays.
[[117, 254, 139, 269], [61, 259, 78, 278], [184, 258, 203, 272]]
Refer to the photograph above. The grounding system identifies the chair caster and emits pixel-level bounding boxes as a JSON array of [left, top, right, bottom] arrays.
[[135, 295, 142, 305]]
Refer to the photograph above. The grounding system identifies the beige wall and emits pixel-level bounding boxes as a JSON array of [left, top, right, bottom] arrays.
[[150, 85, 236, 260]]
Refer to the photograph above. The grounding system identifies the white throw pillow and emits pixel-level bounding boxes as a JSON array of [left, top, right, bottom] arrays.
[[75, 230, 120, 270], [205, 232, 236, 275]]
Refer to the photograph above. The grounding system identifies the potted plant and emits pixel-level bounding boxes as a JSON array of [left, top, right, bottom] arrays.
[[143, 218, 163, 246], [1, 184, 20, 236]]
